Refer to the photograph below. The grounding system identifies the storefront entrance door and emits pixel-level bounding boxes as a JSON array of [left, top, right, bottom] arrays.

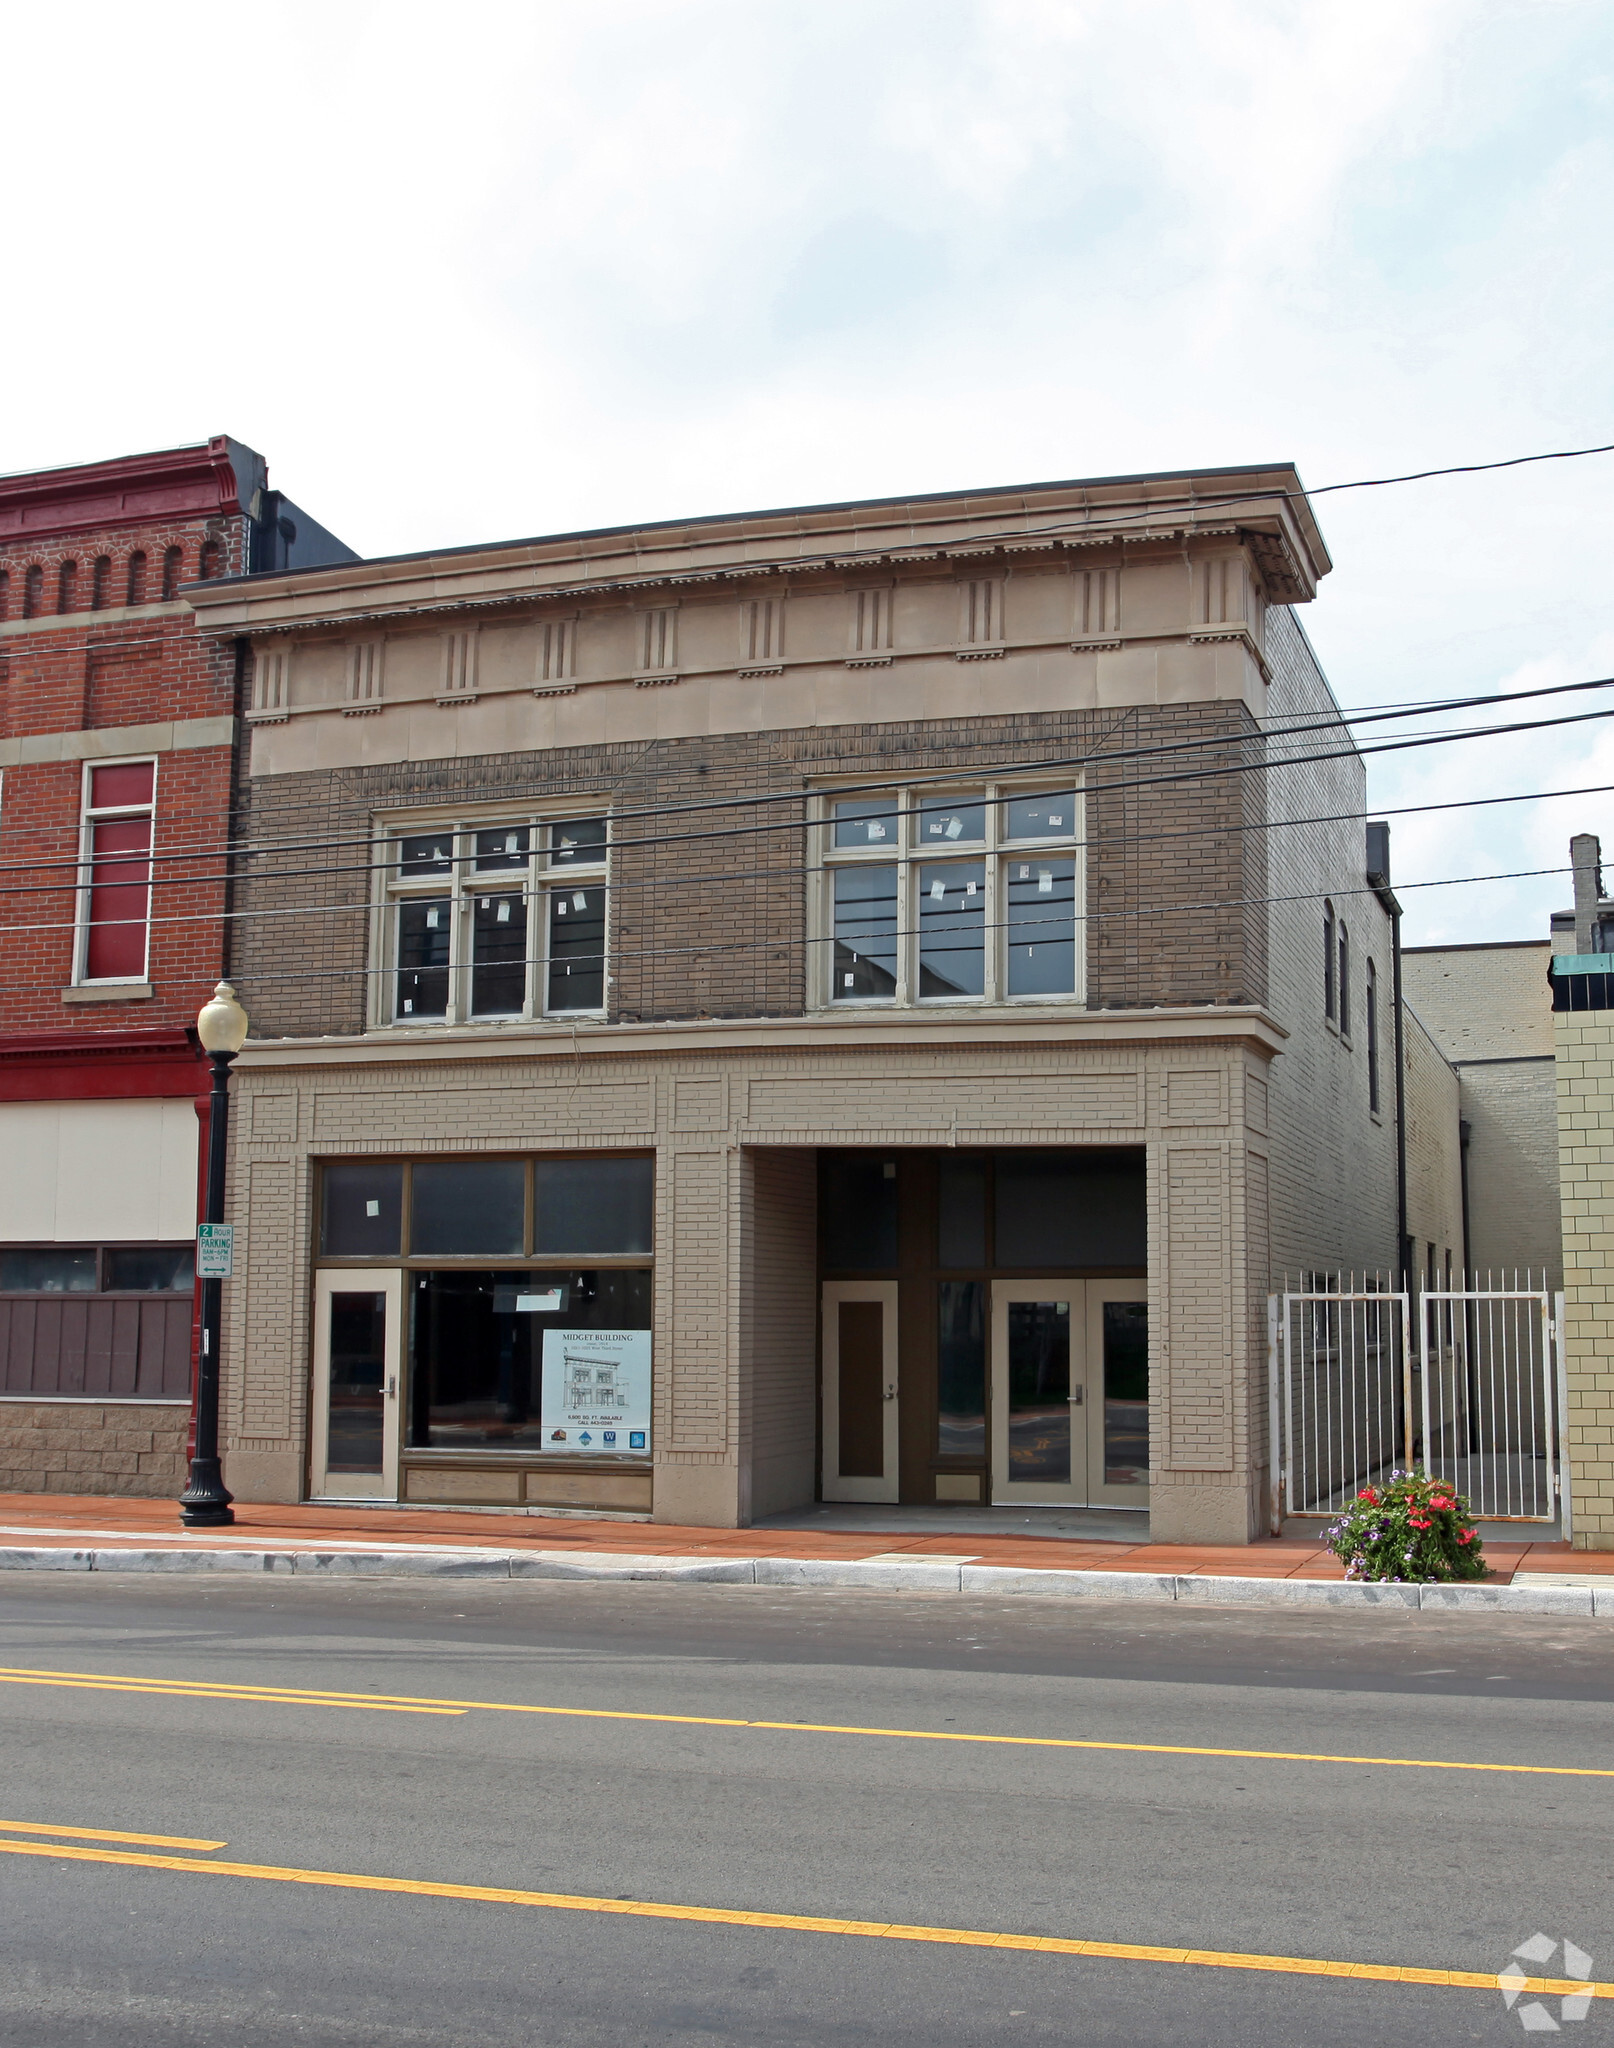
[[310, 1269, 402, 1500], [821, 1281, 898, 1503], [990, 1281, 1150, 1507]]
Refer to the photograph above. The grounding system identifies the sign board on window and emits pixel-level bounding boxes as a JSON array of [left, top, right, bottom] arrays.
[[539, 1328, 651, 1455], [195, 1223, 234, 1279]]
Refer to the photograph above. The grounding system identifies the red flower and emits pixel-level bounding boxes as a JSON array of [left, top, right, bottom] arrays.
[[1358, 1488, 1379, 1503], [1457, 1530, 1474, 1545]]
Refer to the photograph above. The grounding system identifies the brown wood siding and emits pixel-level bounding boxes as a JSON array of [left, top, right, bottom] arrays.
[[0, 1296, 192, 1399]]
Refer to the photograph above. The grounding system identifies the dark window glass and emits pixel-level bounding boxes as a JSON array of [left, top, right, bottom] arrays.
[[818, 1153, 898, 1270], [1323, 902, 1335, 1019], [1366, 962, 1380, 1113], [327, 1291, 386, 1473], [832, 796, 898, 849], [547, 886, 605, 1010], [409, 1267, 650, 1452], [0, 1248, 96, 1292], [1003, 790, 1077, 841], [937, 1156, 987, 1267], [833, 865, 898, 1000], [916, 795, 985, 846], [1103, 1300, 1149, 1485], [472, 893, 527, 1015], [321, 1163, 404, 1257], [550, 817, 607, 865], [918, 860, 985, 998], [937, 1280, 985, 1458], [1006, 856, 1077, 996], [534, 1157, 653, 1254], [105, 1246, 194, 1292], [475, 826, 531, 871], [995, 1150, 1146, 1267], [1006, 1299, 1070, 1483], [410, 1160, 526, 1256], [400, 832, 454, 877], [1338, 925, 1351, 1036], [396, 898, 451, 1018]]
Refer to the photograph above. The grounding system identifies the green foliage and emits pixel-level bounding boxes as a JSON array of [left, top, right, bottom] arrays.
[[1324, 1468, 1488, 1582]]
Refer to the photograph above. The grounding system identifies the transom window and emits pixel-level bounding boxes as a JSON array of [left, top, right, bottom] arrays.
[[380, 814, 608, 1025], [816, 784, 1083, 1007]]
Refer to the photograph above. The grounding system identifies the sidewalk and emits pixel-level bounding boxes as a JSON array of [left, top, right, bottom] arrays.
[[0, 1490, 1593, 1590]]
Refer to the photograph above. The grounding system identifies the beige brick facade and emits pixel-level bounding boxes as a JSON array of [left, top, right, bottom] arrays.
[[1554, 1005, 1614, 1549], [183, 466, 1409, 1545]]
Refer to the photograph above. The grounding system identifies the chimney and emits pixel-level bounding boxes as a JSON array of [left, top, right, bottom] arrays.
[[1572, 834, 1604, 954]]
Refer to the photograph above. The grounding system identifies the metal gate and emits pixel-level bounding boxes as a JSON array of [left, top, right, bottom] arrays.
[[1419, 1277, 1568, 1529], [1270, 1275, 1569, 1534], [1269, 1281, 1411, 1529]]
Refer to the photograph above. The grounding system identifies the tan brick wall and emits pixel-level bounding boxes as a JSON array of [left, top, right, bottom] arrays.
[[1554, 1007, 1614, 1549], [0, 1401, 189, 1495], [221, 1024, 1277, 1540]]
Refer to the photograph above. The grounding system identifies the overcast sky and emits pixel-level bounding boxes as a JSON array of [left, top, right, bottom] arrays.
[[5, 0, 1612, 943]]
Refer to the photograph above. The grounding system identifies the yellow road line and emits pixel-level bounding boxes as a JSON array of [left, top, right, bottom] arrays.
[[0, 1672, 463, 1715], [0, 1819, 225, 1850], [0, 1836, 1605, 2001], [0, 1664, 1606, 1780]]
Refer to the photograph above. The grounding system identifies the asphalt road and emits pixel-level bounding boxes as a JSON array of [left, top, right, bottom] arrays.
[[0, 1572, 1610, 2047]]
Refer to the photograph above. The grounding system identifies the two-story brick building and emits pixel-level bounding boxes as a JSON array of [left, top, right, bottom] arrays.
[[0, 439, 354, 1495], [183, 464, 1400, 1544]]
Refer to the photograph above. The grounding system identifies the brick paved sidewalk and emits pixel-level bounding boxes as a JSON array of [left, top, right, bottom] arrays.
[[0, 1492, 1577, 1583]]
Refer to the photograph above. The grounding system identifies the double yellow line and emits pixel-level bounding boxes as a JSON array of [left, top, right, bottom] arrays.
[[0, 1822, 1608, 2003], [3, 1663, 1613, 1781]]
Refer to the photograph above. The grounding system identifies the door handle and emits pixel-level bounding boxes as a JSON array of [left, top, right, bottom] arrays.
[[883, 1382, 897, 1402], [386, 1377, 397, 1399], [1069, 1387, 1084, 1406]]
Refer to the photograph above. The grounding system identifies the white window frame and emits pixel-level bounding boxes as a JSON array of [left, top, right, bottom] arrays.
[[371, 806, 610, 1030], [75, 755, 157, 985], [809, 779, 1085, 1011]]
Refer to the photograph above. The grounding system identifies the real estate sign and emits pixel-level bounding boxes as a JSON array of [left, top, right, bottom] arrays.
[[539, 1328, 651, 1455]]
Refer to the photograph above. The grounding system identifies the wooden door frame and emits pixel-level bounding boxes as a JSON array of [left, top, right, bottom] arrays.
[[310, 1267, 402, 1502], [821, 1280, 899, 1504]]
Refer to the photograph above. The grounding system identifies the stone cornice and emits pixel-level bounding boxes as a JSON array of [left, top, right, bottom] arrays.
[[184, 468, 1328, 641], [233, 1003, 1289, 1075]]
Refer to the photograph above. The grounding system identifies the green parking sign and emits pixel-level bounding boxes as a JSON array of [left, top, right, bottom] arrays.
[[196, 1224, 235, 1279]]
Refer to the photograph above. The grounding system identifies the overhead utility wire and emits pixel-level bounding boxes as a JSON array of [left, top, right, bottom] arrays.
[[4, 669, 1610, 884], [0, 860, 1572, 1004]]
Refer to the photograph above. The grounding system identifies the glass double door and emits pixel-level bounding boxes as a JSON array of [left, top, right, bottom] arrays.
[[991, 1281, 1148, 1507], [311, 1270, 403, 1500]]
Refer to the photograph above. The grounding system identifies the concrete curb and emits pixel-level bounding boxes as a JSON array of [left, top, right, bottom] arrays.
[[0, 1544, 1607, 1614]]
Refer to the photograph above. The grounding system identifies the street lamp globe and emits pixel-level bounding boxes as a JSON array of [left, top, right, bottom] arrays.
[[197, 981, 249, 1054]]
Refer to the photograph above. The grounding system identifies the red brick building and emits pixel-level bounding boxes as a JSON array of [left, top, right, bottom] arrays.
[[0, 439, 354, 1494]]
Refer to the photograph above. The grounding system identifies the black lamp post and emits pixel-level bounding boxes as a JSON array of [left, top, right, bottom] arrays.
[[180, 980, 249, 1528]]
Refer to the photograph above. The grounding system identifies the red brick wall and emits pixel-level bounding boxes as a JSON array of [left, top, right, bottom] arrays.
[[0, 513, 248, 1034]]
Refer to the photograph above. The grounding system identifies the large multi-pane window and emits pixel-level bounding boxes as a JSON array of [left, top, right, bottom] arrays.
[[817, 783, 1082, 1006], [380, 814, 608, 1025]]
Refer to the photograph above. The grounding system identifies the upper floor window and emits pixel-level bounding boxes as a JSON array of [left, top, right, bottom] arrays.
[[815, 783, 1081, 1007], [161, 546, 184, 602], [78, 759, 156, 982], [90, 555, 111, 610], [1322, 900, 1335, 1020], [380, 813, 608, 1027], [22, 564, 43, 618], [1337, 922, 1350, 1038], [56, 560, 78, 614], [1366, 958, 1380, 1113], [126, 551, 148, 607]]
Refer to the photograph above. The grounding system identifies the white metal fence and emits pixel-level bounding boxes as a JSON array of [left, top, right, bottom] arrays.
[[1269, 1275, 1569, 1535]]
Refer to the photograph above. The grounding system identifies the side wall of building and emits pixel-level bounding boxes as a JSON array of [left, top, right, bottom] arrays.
[[1402, 1005, 1464, 1286]]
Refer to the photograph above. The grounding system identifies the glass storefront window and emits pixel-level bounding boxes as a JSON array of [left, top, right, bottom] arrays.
[[936, 1279, 985, 1457], [937, 1156, 986, 1267], [0, 1248, 97, 1292], [818, 1153, 899, 1270], [534, 1158, 653, 1254], [1103, 1300, 1149, 1484], [995, 1150, 1145, 1267], [409, 1268, 651, 1452], [411, 1161, 526, 1256], [104, 1246, 195, 1292], [322, 1163, 405, 1257]]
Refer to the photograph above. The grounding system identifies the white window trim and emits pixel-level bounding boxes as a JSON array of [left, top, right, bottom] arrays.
[[74, 754, 157, 986], [369, 803, 611, 1031], [808, 779, 1086, 1012]]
